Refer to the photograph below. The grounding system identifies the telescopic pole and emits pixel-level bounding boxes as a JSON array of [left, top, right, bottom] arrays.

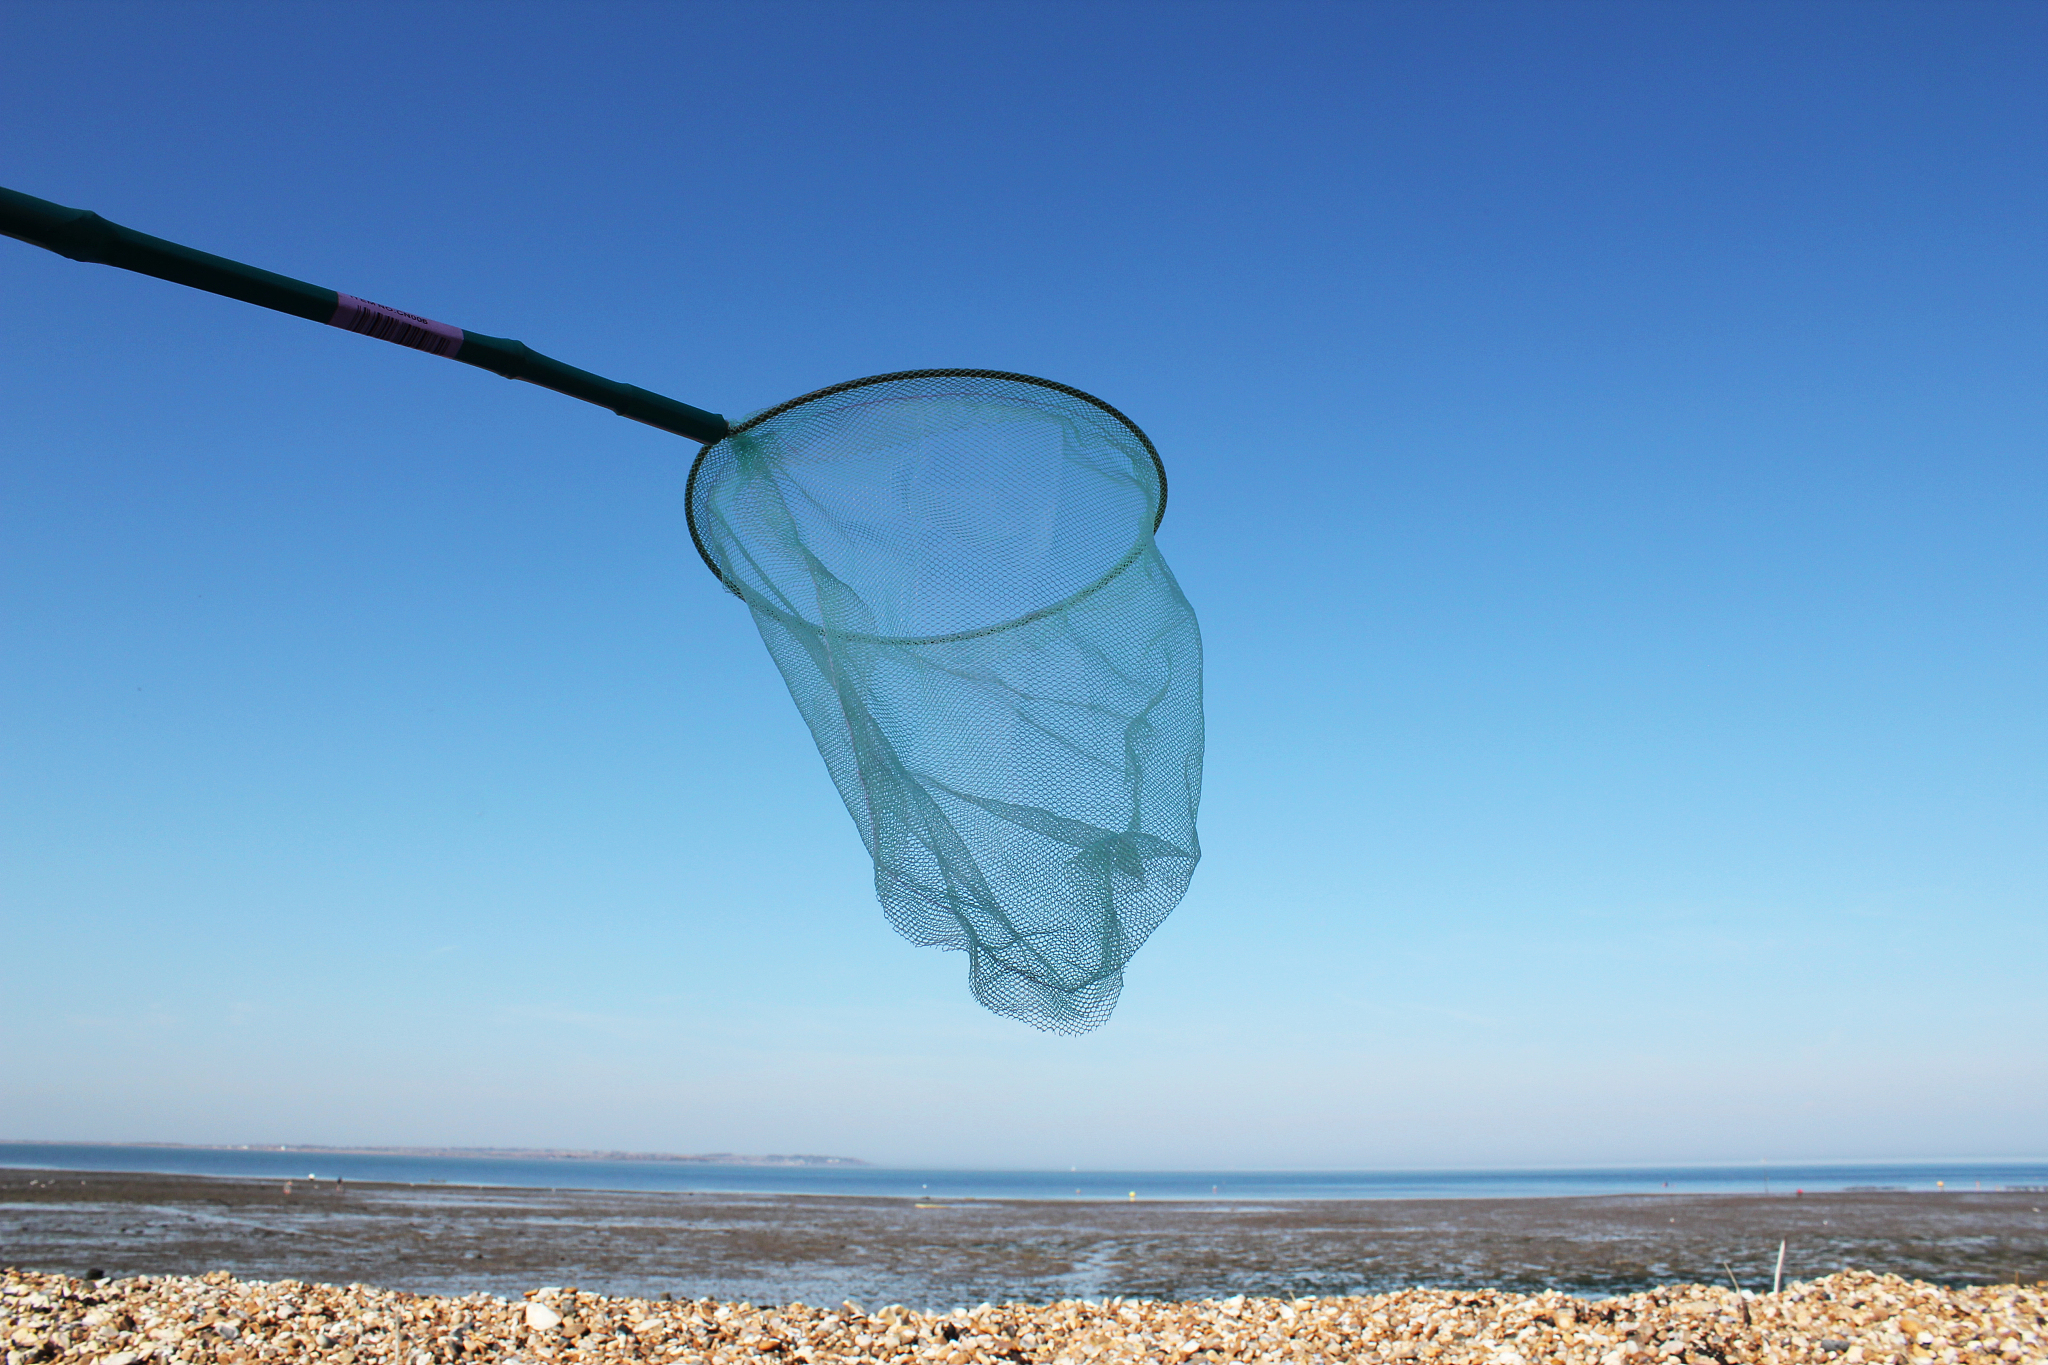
[[0, 185, 730, 445]]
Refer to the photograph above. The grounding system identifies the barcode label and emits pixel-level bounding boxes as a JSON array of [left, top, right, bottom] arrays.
[[328, 293, 464, 358]]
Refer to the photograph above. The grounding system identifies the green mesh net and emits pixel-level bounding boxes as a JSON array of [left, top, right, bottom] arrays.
[[686, 370, 1203, 1033]]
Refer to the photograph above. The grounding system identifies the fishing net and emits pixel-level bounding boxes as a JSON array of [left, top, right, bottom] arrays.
[[687, 370, 1203, 1034]]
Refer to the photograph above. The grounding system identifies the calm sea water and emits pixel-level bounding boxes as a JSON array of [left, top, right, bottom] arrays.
[[4, 1144, 2044, 1202]]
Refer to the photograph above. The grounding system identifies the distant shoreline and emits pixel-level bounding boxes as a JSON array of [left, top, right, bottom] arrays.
[[5, 1144, 2047, 1200], [0, 1141, 867, 1167]]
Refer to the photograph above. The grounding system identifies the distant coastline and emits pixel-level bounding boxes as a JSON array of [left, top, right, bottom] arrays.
[[5, 1145, 2046, 1203], [0, 1141, 867, 1168]]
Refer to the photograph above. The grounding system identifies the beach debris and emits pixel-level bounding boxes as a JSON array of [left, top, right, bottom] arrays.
[[1, 1266, 2043, 1364]]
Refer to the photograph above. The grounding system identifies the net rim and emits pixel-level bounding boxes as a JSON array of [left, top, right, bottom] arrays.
[[684, 369, 1169, 618]]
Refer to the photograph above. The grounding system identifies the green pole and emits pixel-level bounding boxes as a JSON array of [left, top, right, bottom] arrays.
[[0, 186, 731, 445]]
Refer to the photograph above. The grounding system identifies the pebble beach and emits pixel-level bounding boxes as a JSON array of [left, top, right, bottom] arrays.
[[5, 1265, 2044, 1365]]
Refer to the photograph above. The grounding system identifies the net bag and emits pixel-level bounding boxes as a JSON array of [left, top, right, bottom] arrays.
[[687, 370, 1203, 1033]]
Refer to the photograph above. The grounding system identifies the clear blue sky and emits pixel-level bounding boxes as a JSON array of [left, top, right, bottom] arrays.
[[2, 1, 2042, 1170]]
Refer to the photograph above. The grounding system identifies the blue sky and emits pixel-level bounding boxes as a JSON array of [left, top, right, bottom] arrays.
[[2, 0, 2043, 1169]]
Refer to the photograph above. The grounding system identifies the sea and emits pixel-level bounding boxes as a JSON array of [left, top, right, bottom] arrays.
[[4, 1143, 2044, 1202]]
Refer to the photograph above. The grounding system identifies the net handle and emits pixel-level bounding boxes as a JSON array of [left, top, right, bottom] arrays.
[[0, 185, 731, 445]]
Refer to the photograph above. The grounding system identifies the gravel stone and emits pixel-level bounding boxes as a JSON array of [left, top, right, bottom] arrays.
[[4, 1266, 2044, 1364]]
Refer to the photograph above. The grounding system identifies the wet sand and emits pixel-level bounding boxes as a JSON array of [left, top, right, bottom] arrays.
[[3, 1168, 2044, 1307]]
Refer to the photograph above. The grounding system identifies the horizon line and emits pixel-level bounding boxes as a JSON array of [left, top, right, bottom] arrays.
[[4, 1140, 2045, 1174]]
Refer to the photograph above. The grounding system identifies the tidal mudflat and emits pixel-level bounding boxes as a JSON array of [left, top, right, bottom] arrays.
[[3, 1168, 2043, 1306]]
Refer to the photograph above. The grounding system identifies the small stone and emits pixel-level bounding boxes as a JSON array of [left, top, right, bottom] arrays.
[[0, 1261, 2026, 1365]]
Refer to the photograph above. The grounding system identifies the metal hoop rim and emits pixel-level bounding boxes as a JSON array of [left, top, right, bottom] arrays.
[[683, 368, 1168, 598]]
